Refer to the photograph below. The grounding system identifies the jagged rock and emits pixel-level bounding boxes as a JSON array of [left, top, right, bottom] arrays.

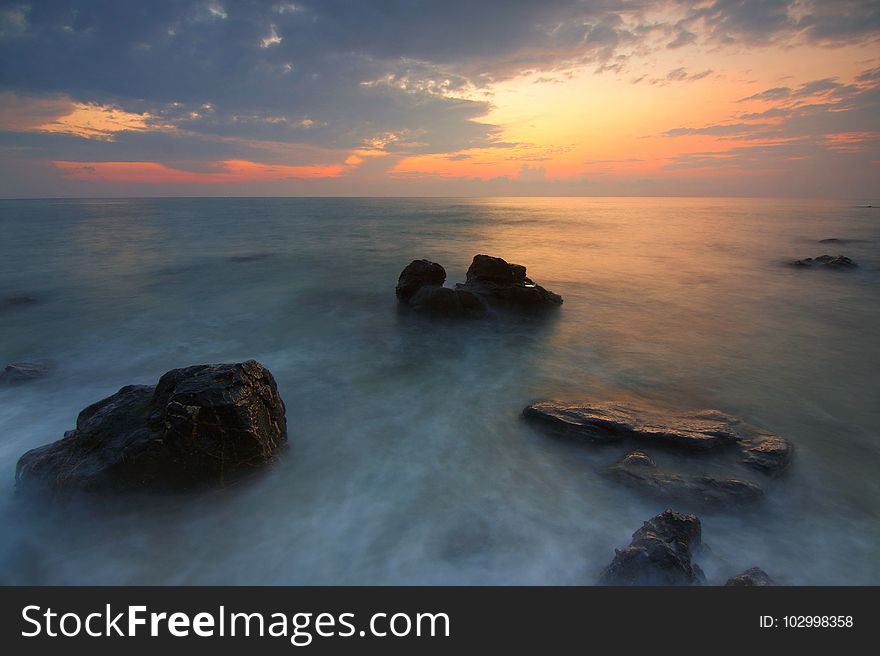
[[599, 509, 705, 585], [607, 450, 764, 507], [791, 254, 857, 269], [456, 254, 562, 310], [523, 399, 793, 474], [725, 567, 774, 586], [1, 362, 50, 384], [16, 360, 287, 493]]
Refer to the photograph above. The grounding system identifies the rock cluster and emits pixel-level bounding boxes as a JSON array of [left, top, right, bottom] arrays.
[[396, 254, 562, 317]]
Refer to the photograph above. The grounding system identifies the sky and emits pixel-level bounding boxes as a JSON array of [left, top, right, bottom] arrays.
[[0, 0, 878, 198]]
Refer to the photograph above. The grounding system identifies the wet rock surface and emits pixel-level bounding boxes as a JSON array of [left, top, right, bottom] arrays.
[[16, 360, 287, 494], [791, 254, 857, 269], [523, 399, 793, 475], [396, 259, 448, 303], [599, 509, 705, 585], [725, 566, 774, 586], [456, 254, 563, 310], [1, 362, 50, 384], [395, 254, 562, 317], [607, 450, 764, 508]]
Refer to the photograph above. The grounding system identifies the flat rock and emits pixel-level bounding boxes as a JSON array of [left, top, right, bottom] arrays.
[[523, 399, 793, 474], [725, 566, 774, 586], [1, 362, 50, 384], [599, 509, 705, 585], [16, 360, 287, 493], [607, 450, 764, 507], [790, 254, 857, 269], [523, 401, 740, 450]]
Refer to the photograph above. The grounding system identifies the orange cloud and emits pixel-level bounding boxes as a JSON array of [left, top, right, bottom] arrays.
[[52, 159, 346, 184]]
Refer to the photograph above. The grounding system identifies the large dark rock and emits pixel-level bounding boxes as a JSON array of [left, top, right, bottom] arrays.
[[16, 360, 287, 493], [1, 362, 50, 384], [725, 567, 774, 586], [457, 254, 563, 310], [599, 509, 705, 585], [607, 450, 764, 507], [790, 254, 857, 269], [523, 400, 793, 474], [396, 259, 447, 303]]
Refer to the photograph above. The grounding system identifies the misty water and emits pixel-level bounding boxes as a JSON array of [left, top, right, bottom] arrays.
[[0, 196, 878, 585]]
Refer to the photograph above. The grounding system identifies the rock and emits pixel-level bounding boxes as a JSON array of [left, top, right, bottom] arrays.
[[791, 254, 857, 269], [607, 450, 764, 507], [456, 254, 563, 310], [725, 566, 774, 586], [1, 362, 50, 384], [16, 360, 287, 493], [408, 285, 485, 317], [599, 509, 705, 585], [523, 400, 793, 474], [739, 432, 793, 475], [396, 259, 448, 303], [523, 401, 740, 449]]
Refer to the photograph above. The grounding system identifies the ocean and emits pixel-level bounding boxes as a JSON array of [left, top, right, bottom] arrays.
[[0, 196, 878, 584]]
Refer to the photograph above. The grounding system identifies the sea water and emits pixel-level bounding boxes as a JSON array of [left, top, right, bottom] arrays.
[[0, 196, 878, 584]]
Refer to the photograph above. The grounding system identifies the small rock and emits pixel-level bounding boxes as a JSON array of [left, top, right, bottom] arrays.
[[599, 509, 705, 585], [1, 362, 50, 384], [607, 450, 764, 507], [725, 566, 774, 586], [740, 433, 793, 475], [791, 254, 857, 269]]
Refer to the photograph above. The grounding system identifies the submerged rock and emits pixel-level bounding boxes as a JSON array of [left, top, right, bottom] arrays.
[[395, 254, 562, 318], [607, 450, 764, 507], [3, 294, 39, 308], [725, 566, 774, 586], [456, 254, 563, 310], [791, 254, 857, 269], [1, 362, 50, 384], [599, 509, 705, 585], [16, 360, 287, 494], [523, 399, 793, 474]]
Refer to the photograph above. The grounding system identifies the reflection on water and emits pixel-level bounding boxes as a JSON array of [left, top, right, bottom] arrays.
[[0, 197, 878, 584]]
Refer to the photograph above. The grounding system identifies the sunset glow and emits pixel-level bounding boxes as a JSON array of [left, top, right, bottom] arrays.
[[1, 1, 878, 197]]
